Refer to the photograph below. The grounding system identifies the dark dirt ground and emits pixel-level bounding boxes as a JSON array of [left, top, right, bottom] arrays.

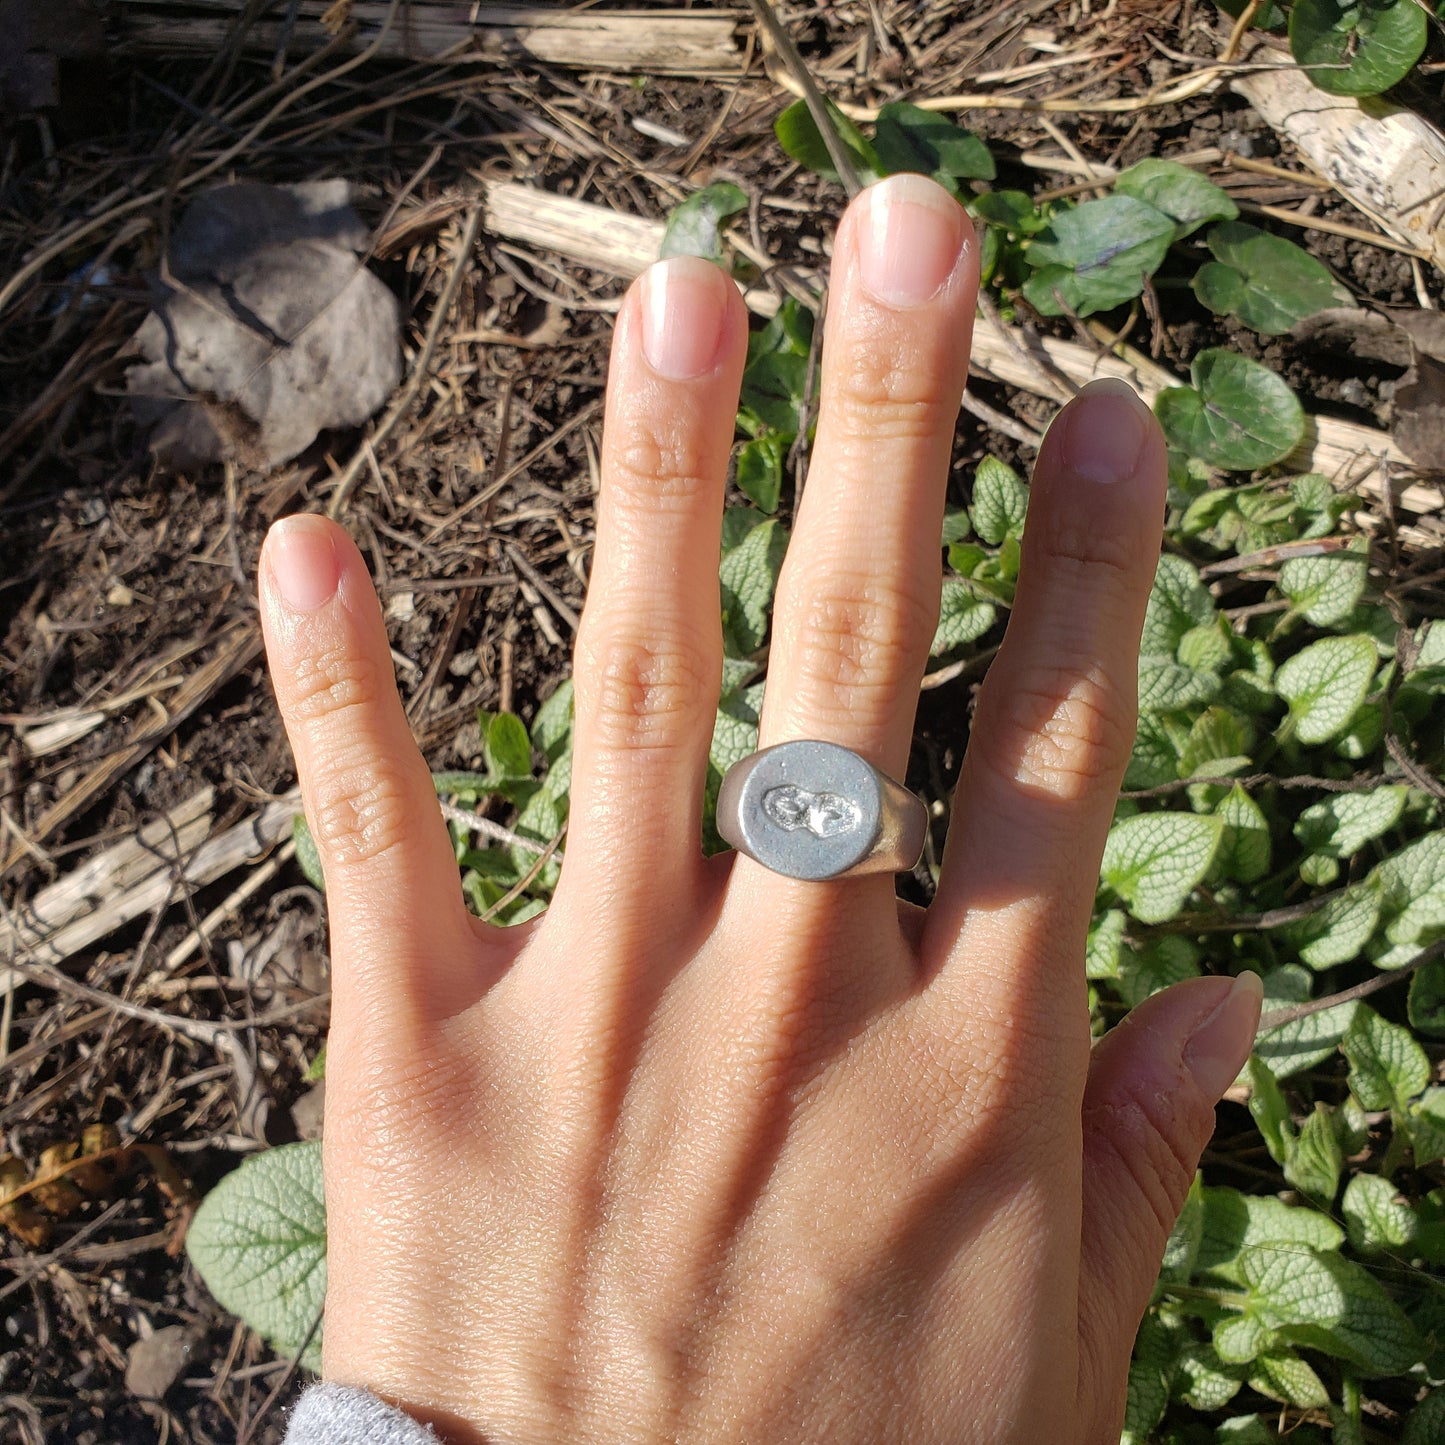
[[2, 2, 1443, 1441]]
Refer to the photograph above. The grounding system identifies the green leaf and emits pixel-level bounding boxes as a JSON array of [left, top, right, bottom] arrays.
[[1215, 784, 1271, 883], [971, 189, 1046, 234], [1162, 1175, 1206, 1283], [1343, 1173, 1418, 1253], [1246, 1058, 1295, 1170], [659, 183, 747, 264], [1154, 348, 1305, 471], [1278, 548, 1368, 626], [1294, 786, 1406, 858], [1408, 956, 1445, 1036], [1194, 222, 1354, 336], [872, 102, 995, 184], [1255, 965, 1359, 1077], [1142, 554, 1217, 653], [1403, 1389, 1445, 1445], [1177, 1339, 1244, 1411], [1139, 658, 1221, 713], [1408, 1087, 1445, 1166], [1240, 1243, 1424, 1374], [1213, 1313, 1273, 1365], [1285, 1103, 1343, 1206], [1342, 1005, 1430, 1112], [187, 1142, 326, 1367], [969, 455, 1029, 544], [1086, 908, 1128, 980], [293, 814, 324, 891], [1115, 158, 1239, 238], [1290, 0, 1429, 97], [1023, 195, 1178, 316], [480, 710, 533, 782], [1216, 0, 1288, 31], [704, 682, 763, 853], [1247, 1351, 1329, 1409], [1198, 1183, 1345, 1274], [1285, 884, 1381, 970], [1116, 935, 1202, 1007], [1179, 706, 1253, 779], [1101, 811, 1223, 923], [1125, 712, 1185, 789], [773, 98, 881, 184], [1124, 1310, 1176, 1436], [739, 298, 814, 436], [931, 578, 996, 654], [1276, 634, 1377, 744], [719, 518, 787, 657], [1369, 832, 1445, 949], [736, 432, 786, 514]]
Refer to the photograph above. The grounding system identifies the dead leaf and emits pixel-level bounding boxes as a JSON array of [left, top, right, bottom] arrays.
[[124, 180, 402, 471]]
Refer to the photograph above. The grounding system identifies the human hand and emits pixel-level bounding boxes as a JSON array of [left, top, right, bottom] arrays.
[[258, 172, 1262, 1445]]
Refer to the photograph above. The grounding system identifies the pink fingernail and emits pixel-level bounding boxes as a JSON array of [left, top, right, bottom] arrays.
[[641, 256, 729, 380], [1056, 378, 1150, 483], [855, 173, 966, 308], [268, 516, 341, 613], [1183, 972, 1263, 1099]]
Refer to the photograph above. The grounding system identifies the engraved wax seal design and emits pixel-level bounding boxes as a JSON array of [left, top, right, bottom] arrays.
[[761, 784, 862, 838]]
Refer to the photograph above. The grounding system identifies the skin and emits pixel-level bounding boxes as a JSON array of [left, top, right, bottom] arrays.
[[258, 173, 1262, 1445]]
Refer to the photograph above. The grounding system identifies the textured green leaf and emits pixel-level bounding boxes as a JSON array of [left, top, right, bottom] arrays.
[[480, 711, 533, 782], [1278, 548, 1368, 625], [1155, 349, 1305, 470], [1213, 1416, 1277, 1445], [1117, 935, 1202, 1006], [1409, 957, 1445, 1036], [1115, 158, 1238, 238], [969, 455, 1029, 545], [530, 678, 574, 762], [719, 518, 787, 657], [1176, 1339, 1244, 1411], [1343, 1173, 1418, 1253], [1403, 1389, 1445, 1445], [1138, 658, 1221, 713], [1194, 222, 1353, 335], [931, 578, 996, 654], [1369, 832, 1445, 948], [1085, 908, 1128, 980], [1213, 1313, 1272, 1365], [1142, 554, 1217, 653], [1125, 712, 1185, 789], [1023, 195, 1177, 316], [660, 182, 747, 263], [1344, 1007, 1431, 1118], [1275, 634, 1377, 744], [1101, 812, 1223, 922], [704, 682, 763, 853], [1247, 1351, 1329, 1409], [1200, 1187, 1346, 1275], [1285, 884, 1381, 969], [1245, 1059, 1294, 1170], [735, 432, 785, 514], [1294, 787, 1405, 858], [1124, 1310, 1176, 1435], [1215, 784, 1271, 883], [1162, 1175, 1206, 1283], [1179, 706, 1253, 779], [1408, 1087, 1445, 1167], [872, 102, 995, 183], [1285, 1103, 1343, 1206], [739, 298, 813, 436], [187, 1142, 325, 1367], [1255, 965, 1359, 1077], [1241, 1243, 1424, 1374], [1290, 0, 1428, 97]]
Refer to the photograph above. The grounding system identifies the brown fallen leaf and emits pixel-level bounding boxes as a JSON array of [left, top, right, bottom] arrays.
[[0, 1123, 195, 1250], [124, 180, 402, 471]]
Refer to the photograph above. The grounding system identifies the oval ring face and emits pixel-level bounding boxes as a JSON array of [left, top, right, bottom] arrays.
[[719, 740, 883, 880]]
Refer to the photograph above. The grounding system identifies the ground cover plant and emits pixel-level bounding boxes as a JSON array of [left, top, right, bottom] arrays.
[[3, 2, 1445, 1441]]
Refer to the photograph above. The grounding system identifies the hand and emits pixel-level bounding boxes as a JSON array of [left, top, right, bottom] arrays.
[[258, 173, 1262, 1445]]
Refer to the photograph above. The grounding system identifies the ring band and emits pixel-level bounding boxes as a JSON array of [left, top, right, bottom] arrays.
[[716, 740, 928, 881]]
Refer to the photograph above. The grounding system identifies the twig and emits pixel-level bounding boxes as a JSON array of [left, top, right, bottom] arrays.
[[437, 801, 565, 862], [480, 822, 568, 922], [1258, 939, 1445, 1030]]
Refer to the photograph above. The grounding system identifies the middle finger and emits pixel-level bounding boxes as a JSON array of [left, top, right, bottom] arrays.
[[758, 173, 979, 779]]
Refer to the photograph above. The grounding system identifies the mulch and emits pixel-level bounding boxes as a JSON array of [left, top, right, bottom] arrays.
[[1, 2, 1441, 1440]]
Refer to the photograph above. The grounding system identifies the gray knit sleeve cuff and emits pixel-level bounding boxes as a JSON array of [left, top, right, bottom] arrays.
[[283, 1383, 442, 1445]]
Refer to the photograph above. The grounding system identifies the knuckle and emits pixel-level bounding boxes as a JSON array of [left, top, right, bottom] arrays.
[[983, 666, 1135, 798], [832, 353, 952, 447], [610, 423, 714, 508], [309, 744, 417, 869], [288, 643, 389, 728], [784, 576, 935, 709], [574, 625, 711, 753], [1028, 510, 1139, 582]]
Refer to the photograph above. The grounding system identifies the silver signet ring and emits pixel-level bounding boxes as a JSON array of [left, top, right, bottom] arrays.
[[716, 740, 928, 881]]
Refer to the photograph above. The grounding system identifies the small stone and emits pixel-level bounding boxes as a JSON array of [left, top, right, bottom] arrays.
[[126, 1325, 196, 1400], [291, 1079, 326, 1141], [107, 583, 134, 607]]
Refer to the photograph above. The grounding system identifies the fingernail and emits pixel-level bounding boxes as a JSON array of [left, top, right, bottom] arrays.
[[267, 515, 341, 613], [855, 173, 966, 308], [641, 255, 729, 380], [1184, 972, 1263, 1099], [1056, 378, 1151, 483]]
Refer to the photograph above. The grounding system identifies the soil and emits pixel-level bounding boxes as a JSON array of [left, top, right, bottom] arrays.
[[1, 2, 1442, 1441]]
